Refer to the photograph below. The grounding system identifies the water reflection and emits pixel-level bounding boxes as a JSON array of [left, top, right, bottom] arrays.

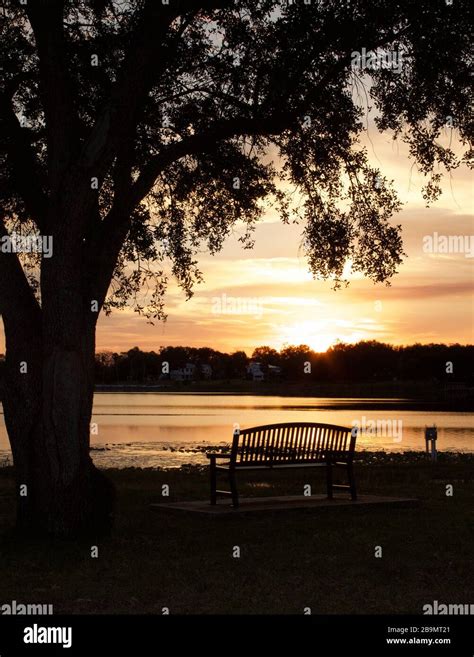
[[0, 393, 472, 468]]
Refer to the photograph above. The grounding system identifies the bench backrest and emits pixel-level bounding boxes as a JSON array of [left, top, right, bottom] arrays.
[[230, 422, 356, 466]]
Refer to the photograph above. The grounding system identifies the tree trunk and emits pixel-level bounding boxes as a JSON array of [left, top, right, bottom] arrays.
[[3, 319, 116, 537], [1, 211, 117, 537]]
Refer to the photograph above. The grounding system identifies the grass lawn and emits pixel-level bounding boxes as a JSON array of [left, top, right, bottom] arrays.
[[0, 456, 473, 615]]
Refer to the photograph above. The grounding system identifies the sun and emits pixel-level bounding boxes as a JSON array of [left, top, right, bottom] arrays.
[[277, 321, 338, 353]]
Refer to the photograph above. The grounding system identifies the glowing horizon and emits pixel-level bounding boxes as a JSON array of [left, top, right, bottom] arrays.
[[1, 126, 472, 356]]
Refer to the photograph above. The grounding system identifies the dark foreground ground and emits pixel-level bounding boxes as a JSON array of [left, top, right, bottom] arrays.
[[0, 454, 472, 614]]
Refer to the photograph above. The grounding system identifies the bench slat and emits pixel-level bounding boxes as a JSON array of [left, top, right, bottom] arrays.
[[305, 426, 313, 460], [257, 428, 264, 463], [311, 426, 321, 460], [295, 424, 304, 460], [285, 425, 292, 462], [243, 431, 251, 463], [248, 426, 256, 462], [303, 425, 311, 459], [330, 429, 336, 456], [266, 426, 274, 462]]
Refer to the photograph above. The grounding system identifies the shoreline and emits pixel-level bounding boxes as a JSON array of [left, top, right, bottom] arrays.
[[99, 450, 474, 469], [92, 381, 474, 409], [2, 449, 473, 471], [1, 381, 472, 411]]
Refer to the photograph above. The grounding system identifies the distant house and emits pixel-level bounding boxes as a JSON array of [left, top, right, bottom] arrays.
[[267, 364, 282, 378], [183, 363, 196, 380], [169, 369, 183, 381], [444, 382, 473, 400], [169, 363, 197, 382], [247, 361, 265, 382], [246, 361, 282, 382], [201, 364, 212, 379]]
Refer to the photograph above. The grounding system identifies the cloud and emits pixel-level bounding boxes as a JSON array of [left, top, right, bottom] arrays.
[[1, 125, 471, 355]]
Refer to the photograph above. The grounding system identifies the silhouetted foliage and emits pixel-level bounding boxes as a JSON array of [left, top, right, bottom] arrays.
[[90, 341, 474, 384]]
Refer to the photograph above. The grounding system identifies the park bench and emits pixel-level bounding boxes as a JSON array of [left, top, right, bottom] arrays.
[[207, 422, 357, 508]]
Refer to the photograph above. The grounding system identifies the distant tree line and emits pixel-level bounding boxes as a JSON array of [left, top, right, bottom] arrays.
[[66, 342, 474, 385], [1, 342, 472, 387]]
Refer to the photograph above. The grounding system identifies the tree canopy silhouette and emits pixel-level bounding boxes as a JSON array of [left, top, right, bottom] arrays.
[[0, 0, 471, 535]]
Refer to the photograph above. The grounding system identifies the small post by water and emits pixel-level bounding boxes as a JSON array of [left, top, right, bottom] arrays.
[[425, 426, 438, 462]]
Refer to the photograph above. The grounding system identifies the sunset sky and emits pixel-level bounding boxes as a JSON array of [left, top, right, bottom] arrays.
[[93, 122, 473, 355], [1, 124, 472, 356]]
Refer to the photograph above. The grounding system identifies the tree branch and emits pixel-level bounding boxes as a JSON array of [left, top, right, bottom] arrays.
[[0, 220, 42, 344], [80, 1, 232, 184], [79, 0, 182, 178], [0, 93, 48, 231], [25, 0, 77, 191], [126, 15, 412, 213]]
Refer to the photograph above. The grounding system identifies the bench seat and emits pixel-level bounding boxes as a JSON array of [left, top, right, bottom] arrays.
[[206, 422, 357, 507]]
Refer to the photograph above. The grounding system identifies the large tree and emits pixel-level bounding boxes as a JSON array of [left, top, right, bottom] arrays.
[[0, 0, 471, 536]]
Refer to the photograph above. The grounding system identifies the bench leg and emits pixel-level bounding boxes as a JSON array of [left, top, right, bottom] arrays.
[[229, 470, 239, 508], [210, 459, 217, 505], [326, 461, 333, 500], [348, 462, 357, 501]]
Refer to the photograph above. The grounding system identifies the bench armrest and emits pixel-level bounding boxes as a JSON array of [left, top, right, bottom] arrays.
[[206, 452, 231, 459]]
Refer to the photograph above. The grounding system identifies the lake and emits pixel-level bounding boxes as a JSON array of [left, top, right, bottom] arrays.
[[1, 393, 473, 468]]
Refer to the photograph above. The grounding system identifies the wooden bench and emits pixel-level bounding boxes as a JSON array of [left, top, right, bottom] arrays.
[[207, 422, 357, 507]]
